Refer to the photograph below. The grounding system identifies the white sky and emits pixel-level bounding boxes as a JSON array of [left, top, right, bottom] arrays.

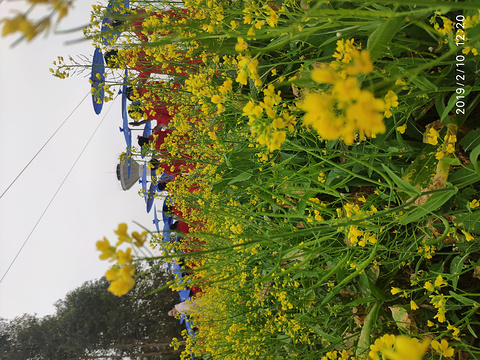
[[0, 1, 160, 319]]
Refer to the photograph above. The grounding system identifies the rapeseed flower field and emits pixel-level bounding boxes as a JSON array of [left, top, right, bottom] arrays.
[[4, 0, 480, 358]]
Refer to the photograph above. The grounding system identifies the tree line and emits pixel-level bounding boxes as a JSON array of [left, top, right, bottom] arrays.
[[0, 262, 183, 360]]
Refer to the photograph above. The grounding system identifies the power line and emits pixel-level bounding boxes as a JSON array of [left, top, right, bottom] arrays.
[[0, 91, 90, 200], [0, 96, 118, 287]]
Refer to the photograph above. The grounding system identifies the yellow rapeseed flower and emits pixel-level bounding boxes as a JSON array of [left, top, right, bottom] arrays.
[[300, 92, 340, 139], [311, 67, 338, 84], [424, 281, 434, 292], [96, 237, 116, 261], [382, 336, 430, 360], [469, 199, 479, 209], [107, 264, 136, 296], [391, 287, 402, 295], [211, 94, 224, 104], [425, 127, 439, 145], [397, 124, 406, 134], [436, 150, 445, 160], [369, 334, 396, 360], [447, 324, 460, 338], [117, 248, 133, 264], [114, 223, 131, 245], [431, 339, 454, 357], [132, 231, 147, 247], [235, 37, 248, 52], [461, 229, 474, 242], [347, 50, 374, 75], [333, 76, 361, 106], [268, 130, 286, 152], [384, 90, 399, 118], [2, 14, 37, 40], [434, 274, 447, 288], [345, 90, 386, 142]]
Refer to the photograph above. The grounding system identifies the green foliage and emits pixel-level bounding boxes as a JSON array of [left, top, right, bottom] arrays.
[[0, 263, 182, 360], [49, 0, 480, 358]]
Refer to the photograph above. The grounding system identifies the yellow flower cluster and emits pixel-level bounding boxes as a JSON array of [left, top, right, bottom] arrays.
[[210, 78, 233, 114], [425, 127, 440, 146], [339, 202, 378, 247], [321, 350, 354, 360], [185, 73, 216, 114], [460, 12, 480, 55], [1, 0, 70, 41], [96, 223, 148, 296], [242, 84, 296, 152], [242, 1, 280, 36], [2, 14, 39, 40], [435, 133, 457, 160], [105, 264, 136, 297], [430, 12, 454, 37], [369, 334, 429, 360], [430, 293, 448, 323], [236, 54, 262, 86], [300, 42, 396, 144], [417, 242, 436, 259], [470, 199, 480, 209], [424, 275, 449, 323], [431, 339, 455, 357]]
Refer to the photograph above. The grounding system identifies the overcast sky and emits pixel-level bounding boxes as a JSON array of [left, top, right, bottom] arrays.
[[0, 0, 160, 319]]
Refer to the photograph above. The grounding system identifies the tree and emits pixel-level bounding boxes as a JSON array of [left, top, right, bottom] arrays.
[[0, 261, 183, 359]]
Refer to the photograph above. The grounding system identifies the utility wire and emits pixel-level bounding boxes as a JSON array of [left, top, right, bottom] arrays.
[[0, 96, 118, 287], [0, 91, 90, 200]]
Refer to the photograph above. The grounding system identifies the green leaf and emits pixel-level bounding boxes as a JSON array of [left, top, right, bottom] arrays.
[[450, 254, 468, 291], [435, 92, 447, 120], [402, 147, 437, 192], [346, 296, 376, 307], [467, 321, 478, 338], [228, 171, 252, 185], [459, 129, 480, 151], [449, 291, 478, 306], [390, 306, 411, 329], [453, 211, 480, 234], [311, 326, 342, 343], [359, 273, 387, 300], [367, 17, 404, 61], [470, 143, 480, 177], [440, 87, 471, 124], [356, 301, 381, 358], [399, 187, 457, 225], [439, 157, 461, 166], [381, 164, 421, 197], [449, 166, 480, 188], [276, 334, 292, 344], [406, 75, 438, 92]]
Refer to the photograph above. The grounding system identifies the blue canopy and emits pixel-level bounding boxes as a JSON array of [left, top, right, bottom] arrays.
[[153, 205, 161, 232], [143, 121, 152, 137], [91, 48, 105, 115], [146, 183, 155, 213], [91, 0, 130, 115], [178, 288, 191, 302], [100, 0, 130, 46], [141, 168, 157, 213], [119, 70, 133, 177], [141, 161, 147, 192], [121, 70, 132, 148], [160, 173, 174, 183]]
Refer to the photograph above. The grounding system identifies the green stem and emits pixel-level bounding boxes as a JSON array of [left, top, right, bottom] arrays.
[[320, 245, 378, 306]]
